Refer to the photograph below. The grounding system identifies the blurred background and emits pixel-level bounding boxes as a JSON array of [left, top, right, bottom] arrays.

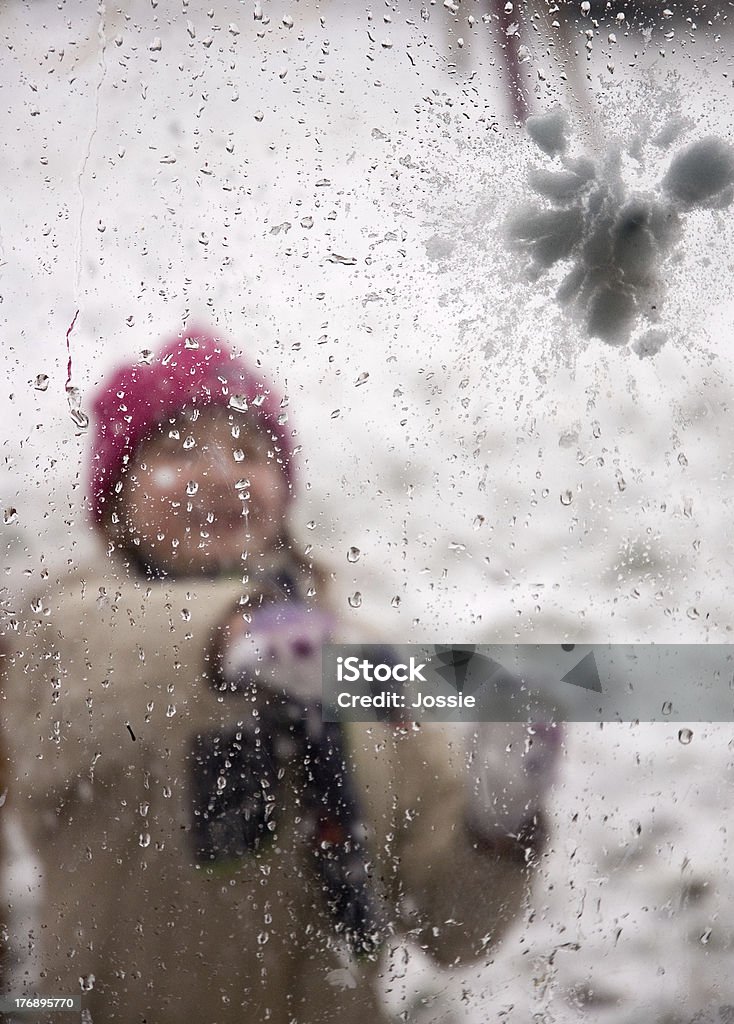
[[2, 0, 734, 1020]]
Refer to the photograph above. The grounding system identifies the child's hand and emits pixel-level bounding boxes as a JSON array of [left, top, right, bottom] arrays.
[[466, 721, 563, 845], [218, 602, 334, 704]]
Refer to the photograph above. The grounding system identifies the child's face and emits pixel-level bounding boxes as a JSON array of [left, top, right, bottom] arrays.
[[115, 406, 289, 575]]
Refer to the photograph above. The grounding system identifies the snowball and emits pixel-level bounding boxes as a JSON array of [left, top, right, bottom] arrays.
[[525, 109, 568, 157], [663, 137, 734, 206], [586, 285, 636, 345], [507, 206, 583, 268], [526, 165, 594, 203], [632, 328, 668, 358], [507, 114, 729, 349]]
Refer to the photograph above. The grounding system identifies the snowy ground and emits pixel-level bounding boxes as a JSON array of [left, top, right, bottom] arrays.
[[3, 0, 734, 1019]]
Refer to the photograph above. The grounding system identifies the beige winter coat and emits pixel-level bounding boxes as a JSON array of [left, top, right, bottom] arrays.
[[0, 569, 535, 1023]]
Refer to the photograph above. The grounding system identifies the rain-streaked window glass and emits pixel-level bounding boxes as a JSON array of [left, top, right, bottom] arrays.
[[2, 1, 733, 1021]]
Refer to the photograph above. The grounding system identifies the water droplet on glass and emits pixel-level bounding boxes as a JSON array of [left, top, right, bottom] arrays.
[[139, 349, 154, 364], [355, 372, 369, 387], [139, 832, 151, 848], [348, 592, 362, 609], [3, 508, 17, 525], [229, 394, 249, 413], [473, 515, 485, 529], [166, 704, 177, 718], [66, 386, 89, 430], [347, 546, 361, 563], [70, 408, 90, 430], [661, 701, 673, 716], [391, 595, 401, 608], [79, 974, 96, 993], [560, 490, 573, 506], [34, 374, 49, 391], [183, 436, 195, 450], [181, 608, 191, 621], [328, 253, 356, 266], [678, 728, 693, 745], [186, 481, 198, 496]]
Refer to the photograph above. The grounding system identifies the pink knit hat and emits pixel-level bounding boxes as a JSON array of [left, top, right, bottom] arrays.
[[89, 327, 293, 527]]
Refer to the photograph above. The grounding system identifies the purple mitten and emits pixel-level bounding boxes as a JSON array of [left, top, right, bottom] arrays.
[[221, 602, 335, 703]]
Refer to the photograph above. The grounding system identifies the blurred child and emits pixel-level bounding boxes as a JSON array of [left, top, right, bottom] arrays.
[[1, 329, 559, 1022]]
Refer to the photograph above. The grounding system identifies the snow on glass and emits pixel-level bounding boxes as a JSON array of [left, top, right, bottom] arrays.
[[508, 109, 734, 353]]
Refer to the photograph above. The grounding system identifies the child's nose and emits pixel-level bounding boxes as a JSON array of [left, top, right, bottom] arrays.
[[243, 462, 277, 501], [200, 447, 240, 488]]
